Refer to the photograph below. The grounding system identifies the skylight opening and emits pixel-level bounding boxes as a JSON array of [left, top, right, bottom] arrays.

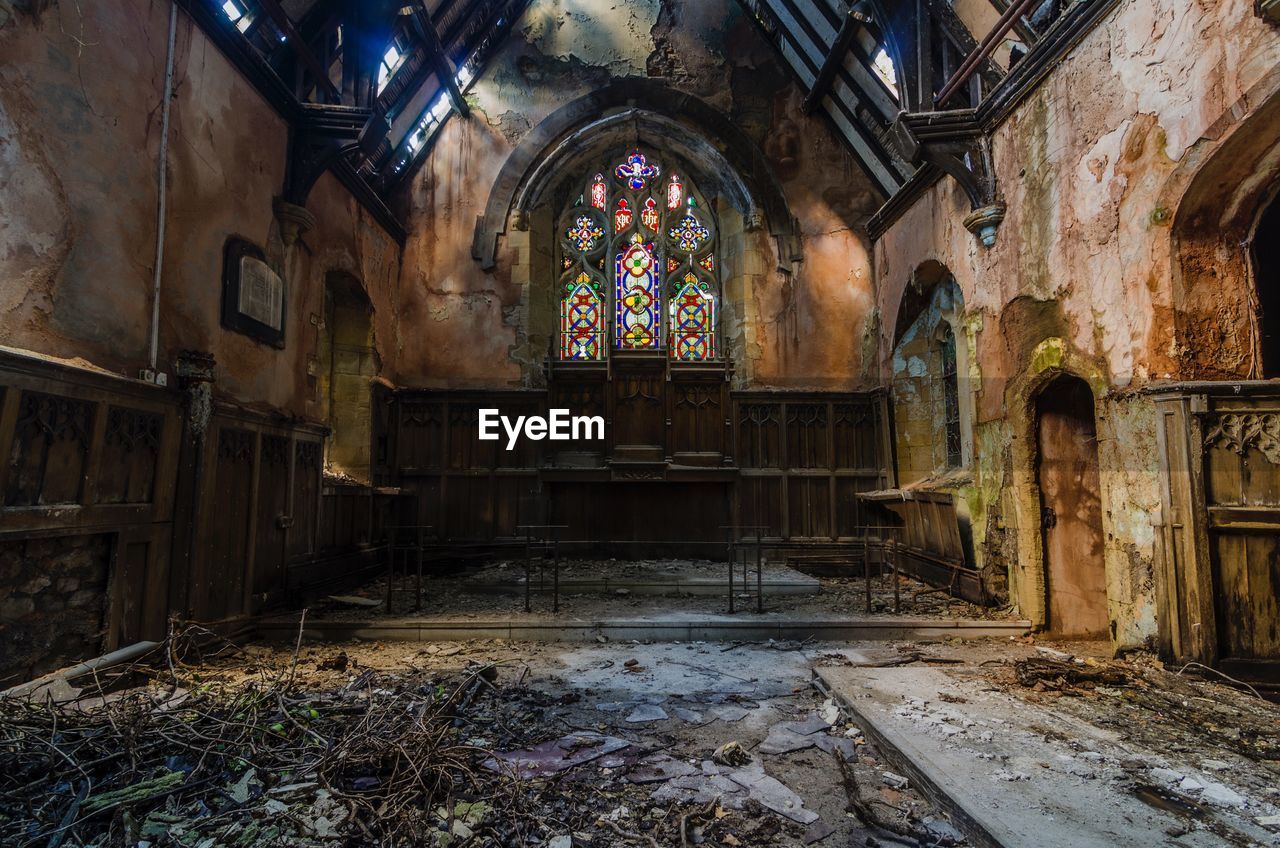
[[872, 45, 898, 97], [377, 43, 405, 92], [222, 0, 252, 33]]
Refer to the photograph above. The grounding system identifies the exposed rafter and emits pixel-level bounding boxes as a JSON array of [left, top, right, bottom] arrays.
[[736, 0, 913, 199], [406, 2, 470, 118], [801, 7, 866, 114], [255, 0, 342, 101]]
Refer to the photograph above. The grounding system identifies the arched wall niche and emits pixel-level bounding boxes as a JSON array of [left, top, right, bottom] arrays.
[[889, 260, 974, 484], [1171, 85, 1280, 379], [319, 269, 378, 482], [471, 80, 800, 275]]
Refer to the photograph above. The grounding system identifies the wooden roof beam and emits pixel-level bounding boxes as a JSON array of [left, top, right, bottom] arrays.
[[802, 5, 870, 115], [255, 0, 342, 101], [406, 1, 471, 118]]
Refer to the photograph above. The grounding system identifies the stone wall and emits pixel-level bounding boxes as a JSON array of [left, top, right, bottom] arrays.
[[391, 0, 883, 390], [0, 534, 110, 686], [0, 1, 401, 421], [873, 0, 1280, 646]]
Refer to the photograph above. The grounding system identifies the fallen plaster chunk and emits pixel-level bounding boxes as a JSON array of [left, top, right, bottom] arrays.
[[1256, 814, 1280, 827], [1148, 767, 1184, 785], [626, 754, 699, 784], [802, 820, 835, 843], [1200, 781, 1247, 808], [785, 715, 833, 736], [708, 704, 750, 722], [993, 770, 1031, 782], [670, 706, 703, 722], [1178, 776, 1205, 793], [625, 704, 669, 723], [758, 725, 816, 755], [923, 817, 966, 843], [484, 733, 631, 779], [728, 762, 820, 824], [881, 772, 909, 790]]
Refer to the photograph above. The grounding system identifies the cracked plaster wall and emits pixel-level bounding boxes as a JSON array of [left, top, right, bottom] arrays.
[[873, 0, 1280, 647], [393, 0, 882, 390], [0, 1, 400, 421]]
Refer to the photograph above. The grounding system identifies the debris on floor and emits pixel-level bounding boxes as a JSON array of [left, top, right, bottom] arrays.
[[0, 632, 960, 847]]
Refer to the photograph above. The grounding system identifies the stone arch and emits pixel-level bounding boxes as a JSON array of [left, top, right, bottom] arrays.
[[319, 269, 378, 482], [1169, 72, 1280, 379], [888, 260, 974, 482], [471, 80, 799, 273], [1002, 340, 1112, 630]]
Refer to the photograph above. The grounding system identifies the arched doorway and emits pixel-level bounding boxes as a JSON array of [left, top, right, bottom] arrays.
[[1035, 374, 1108, 637], [1252, 190, 1280, 377], [319, 271, 377, 482]]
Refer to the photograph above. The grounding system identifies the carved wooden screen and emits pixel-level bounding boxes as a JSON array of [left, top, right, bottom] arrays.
[[734, 392, 890, 542], [1200, 395, 1280, 668]]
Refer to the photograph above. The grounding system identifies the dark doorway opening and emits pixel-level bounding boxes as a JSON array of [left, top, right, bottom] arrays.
[[1035, 374, 1108, 637], [1254, 192, 1280, 378]]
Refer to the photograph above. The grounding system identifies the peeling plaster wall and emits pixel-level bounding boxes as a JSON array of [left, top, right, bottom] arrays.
[[873, 0, 1280, 648], [393, 0, 882, 390], [0, 1, 401, 420]]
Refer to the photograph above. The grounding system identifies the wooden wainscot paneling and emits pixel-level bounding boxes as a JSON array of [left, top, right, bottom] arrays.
[[383, 384, 892, 556], [732, 391, 891, 547], [184, 402, 326, 621], [0, 348, 181, 671], [1152, 383, 1280, 679], [392, 389, 545, 543]]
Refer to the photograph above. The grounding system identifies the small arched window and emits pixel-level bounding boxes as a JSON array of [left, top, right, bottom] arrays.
[[557, 150, 719, 362], [939, 323, 961, 468]]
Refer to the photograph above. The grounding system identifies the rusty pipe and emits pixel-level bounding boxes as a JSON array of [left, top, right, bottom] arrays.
[[934, 0, 1039, 108]]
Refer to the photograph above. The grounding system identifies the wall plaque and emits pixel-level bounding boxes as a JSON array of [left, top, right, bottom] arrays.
[[221, 238, 285, 348]]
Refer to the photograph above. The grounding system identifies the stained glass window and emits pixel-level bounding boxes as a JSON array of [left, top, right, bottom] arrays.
[[670, 273, 716, 361], [557, 150, 719, 362], [561, 272, 605, 361]]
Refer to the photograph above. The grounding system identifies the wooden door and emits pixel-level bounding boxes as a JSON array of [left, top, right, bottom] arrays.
[[1036, 376, 1109, 637]]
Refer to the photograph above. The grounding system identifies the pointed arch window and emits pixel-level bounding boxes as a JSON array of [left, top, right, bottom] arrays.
[[557, 150, 719, 362]]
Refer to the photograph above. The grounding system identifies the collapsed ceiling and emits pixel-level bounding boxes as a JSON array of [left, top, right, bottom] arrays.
[[182, 0, 1087, 239]]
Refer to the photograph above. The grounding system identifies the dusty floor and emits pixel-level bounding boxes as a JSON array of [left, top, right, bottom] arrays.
[[3, 629, 1276, 846], [0, 635, 967, 847], [320, 558, 1011, 622]]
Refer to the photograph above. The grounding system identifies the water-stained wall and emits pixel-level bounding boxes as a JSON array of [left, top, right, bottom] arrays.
[[393, 0, 883, 391], [0, 1, 401, 422], [874, 0, 1280, 647]]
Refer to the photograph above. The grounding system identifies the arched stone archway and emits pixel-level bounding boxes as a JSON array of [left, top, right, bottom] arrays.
[[888, 260, 973, 484], [1170, 78, 1280, 379], [470, 80, 799, 273]]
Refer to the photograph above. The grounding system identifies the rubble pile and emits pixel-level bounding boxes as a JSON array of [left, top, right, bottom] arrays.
[[0, 628, 541, 846], [0, 632, 960, 847]]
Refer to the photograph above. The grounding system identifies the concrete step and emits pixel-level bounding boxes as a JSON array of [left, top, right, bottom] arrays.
[[813, 664, 1269, 848], [257, 614, 1029, 644]]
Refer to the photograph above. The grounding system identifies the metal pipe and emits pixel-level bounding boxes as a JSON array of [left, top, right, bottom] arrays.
[[148, 1, 179, 374], [747, 535, 757, 614], [934, 0, 1038, 107]]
